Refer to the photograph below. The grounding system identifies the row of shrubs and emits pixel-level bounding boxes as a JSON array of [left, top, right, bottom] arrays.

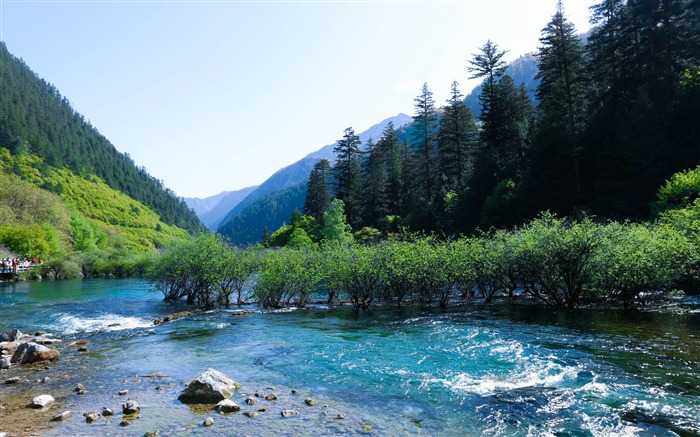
[[146, 212, 699, 310], [20, 249, 156, 280]]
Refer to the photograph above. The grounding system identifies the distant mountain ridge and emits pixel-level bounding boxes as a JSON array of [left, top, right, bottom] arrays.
[[183, 185, 258, 230], [217, 113, 413, 245]]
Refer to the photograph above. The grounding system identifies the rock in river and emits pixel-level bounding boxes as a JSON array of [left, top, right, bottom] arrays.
[[0, 329, 22, 342], [10, 342, 59, 365], [84, 411, 101, 423], [122, 399, 140, 414], [178, 368, 239, 404], [31, 394, 54, 408], [51, 411, 72, 421], [215, 399, 241, 413]]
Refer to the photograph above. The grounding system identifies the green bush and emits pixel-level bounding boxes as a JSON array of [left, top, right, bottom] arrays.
[[254, 248, 321, 308], [594, 222, 692, 307], [652, 166, 700, 216], [511, 213, 599, 308]]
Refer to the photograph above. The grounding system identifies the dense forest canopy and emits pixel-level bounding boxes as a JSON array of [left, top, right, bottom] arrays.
[[0, 42, 203, 234], [297, 0, 700, 238]]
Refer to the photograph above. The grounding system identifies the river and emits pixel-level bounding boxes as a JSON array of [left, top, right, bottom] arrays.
[[1, 279, 699, 436]]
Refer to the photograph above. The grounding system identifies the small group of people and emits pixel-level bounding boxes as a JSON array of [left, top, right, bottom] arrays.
[[0, 257, 41, 274]]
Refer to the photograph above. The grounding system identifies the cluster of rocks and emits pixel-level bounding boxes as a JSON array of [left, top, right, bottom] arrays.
[[2, 360, 344, 433], [0, 329, 61, 370], [177, 368, 342, 427]]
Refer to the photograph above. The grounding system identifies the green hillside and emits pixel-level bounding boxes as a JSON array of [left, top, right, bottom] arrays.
[[1, 148, 189, 263], [0, 42, 202, 234]]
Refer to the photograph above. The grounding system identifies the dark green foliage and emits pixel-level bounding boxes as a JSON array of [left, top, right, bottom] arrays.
[[533, 1, 588, 201], [362, 138, 390, 227], [218, 182, 308, 246], [303, 159, 332, 223], [331, 128, 365, 229], [490, 76, 534, 181], [583, 0, 700, 218], [464, 53, 540, 118], [468, 40, 508, 152], [409, 83, 439, 209], [0, 43, 202, 233], [362, 122, 406, 231], [437, 81, 478, 189]]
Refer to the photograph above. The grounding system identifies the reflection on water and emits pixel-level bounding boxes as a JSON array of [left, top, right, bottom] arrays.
[[1, 279, 699, 436]]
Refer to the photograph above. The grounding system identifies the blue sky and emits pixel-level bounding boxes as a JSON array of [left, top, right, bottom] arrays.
[[1, 0, 596, 198]]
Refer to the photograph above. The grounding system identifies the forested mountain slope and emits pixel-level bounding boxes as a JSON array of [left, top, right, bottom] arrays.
[[218, 182, 308, 246], [0, 42, 202, 233], [292, 1, 700, 237], [217, 114, 412, 245]]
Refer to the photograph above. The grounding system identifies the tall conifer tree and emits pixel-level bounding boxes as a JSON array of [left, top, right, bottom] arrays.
[[331, 128, 364, 229], [468, 40, 508, 152], [410, 83, 438, 206], [304, 159, 332, 223], [438, 81, 479, 190], [535, 0, 587, 197]]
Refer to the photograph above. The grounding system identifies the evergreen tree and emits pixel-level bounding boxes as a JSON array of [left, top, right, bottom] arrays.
[[437, 81, 479, 189], [303, 159, 332, 223], [377, 122, 405, 220], [331, 128, 364, 229], [411, 83, 438, 203], [586, 0, 700, 217], [491, 75, 535, 180], [530, 0, 588, 210], [362, 138, 390, 228], [261, 225, 270, 247], [468, 40, 508, 152], [586, 0, 626, 105]]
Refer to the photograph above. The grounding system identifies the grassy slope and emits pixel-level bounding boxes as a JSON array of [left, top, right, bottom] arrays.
[[0, 147, 189, 255]]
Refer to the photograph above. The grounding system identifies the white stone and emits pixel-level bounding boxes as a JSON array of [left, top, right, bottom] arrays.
[[31, 394, 55, 408]]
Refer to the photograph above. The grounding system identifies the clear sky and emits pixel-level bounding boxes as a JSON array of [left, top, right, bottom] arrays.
[[1, 0, 597, 199]]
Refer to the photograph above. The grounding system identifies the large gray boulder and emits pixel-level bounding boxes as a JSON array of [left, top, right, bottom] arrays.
[[11, 342, 60, 365], [178, 369, 239, 404]]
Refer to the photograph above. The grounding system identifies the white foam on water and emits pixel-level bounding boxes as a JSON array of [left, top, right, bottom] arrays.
[[580, 381, 611, 396], [432, 358, 581, 396], [53, 313, 153, 334], [581, 412, 643, 437]]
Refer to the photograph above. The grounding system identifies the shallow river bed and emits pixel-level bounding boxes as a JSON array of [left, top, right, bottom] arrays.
[[1, 279, 699, 436]]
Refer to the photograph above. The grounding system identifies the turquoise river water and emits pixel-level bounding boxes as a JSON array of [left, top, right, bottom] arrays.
[[1, 279, 699, 436]]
